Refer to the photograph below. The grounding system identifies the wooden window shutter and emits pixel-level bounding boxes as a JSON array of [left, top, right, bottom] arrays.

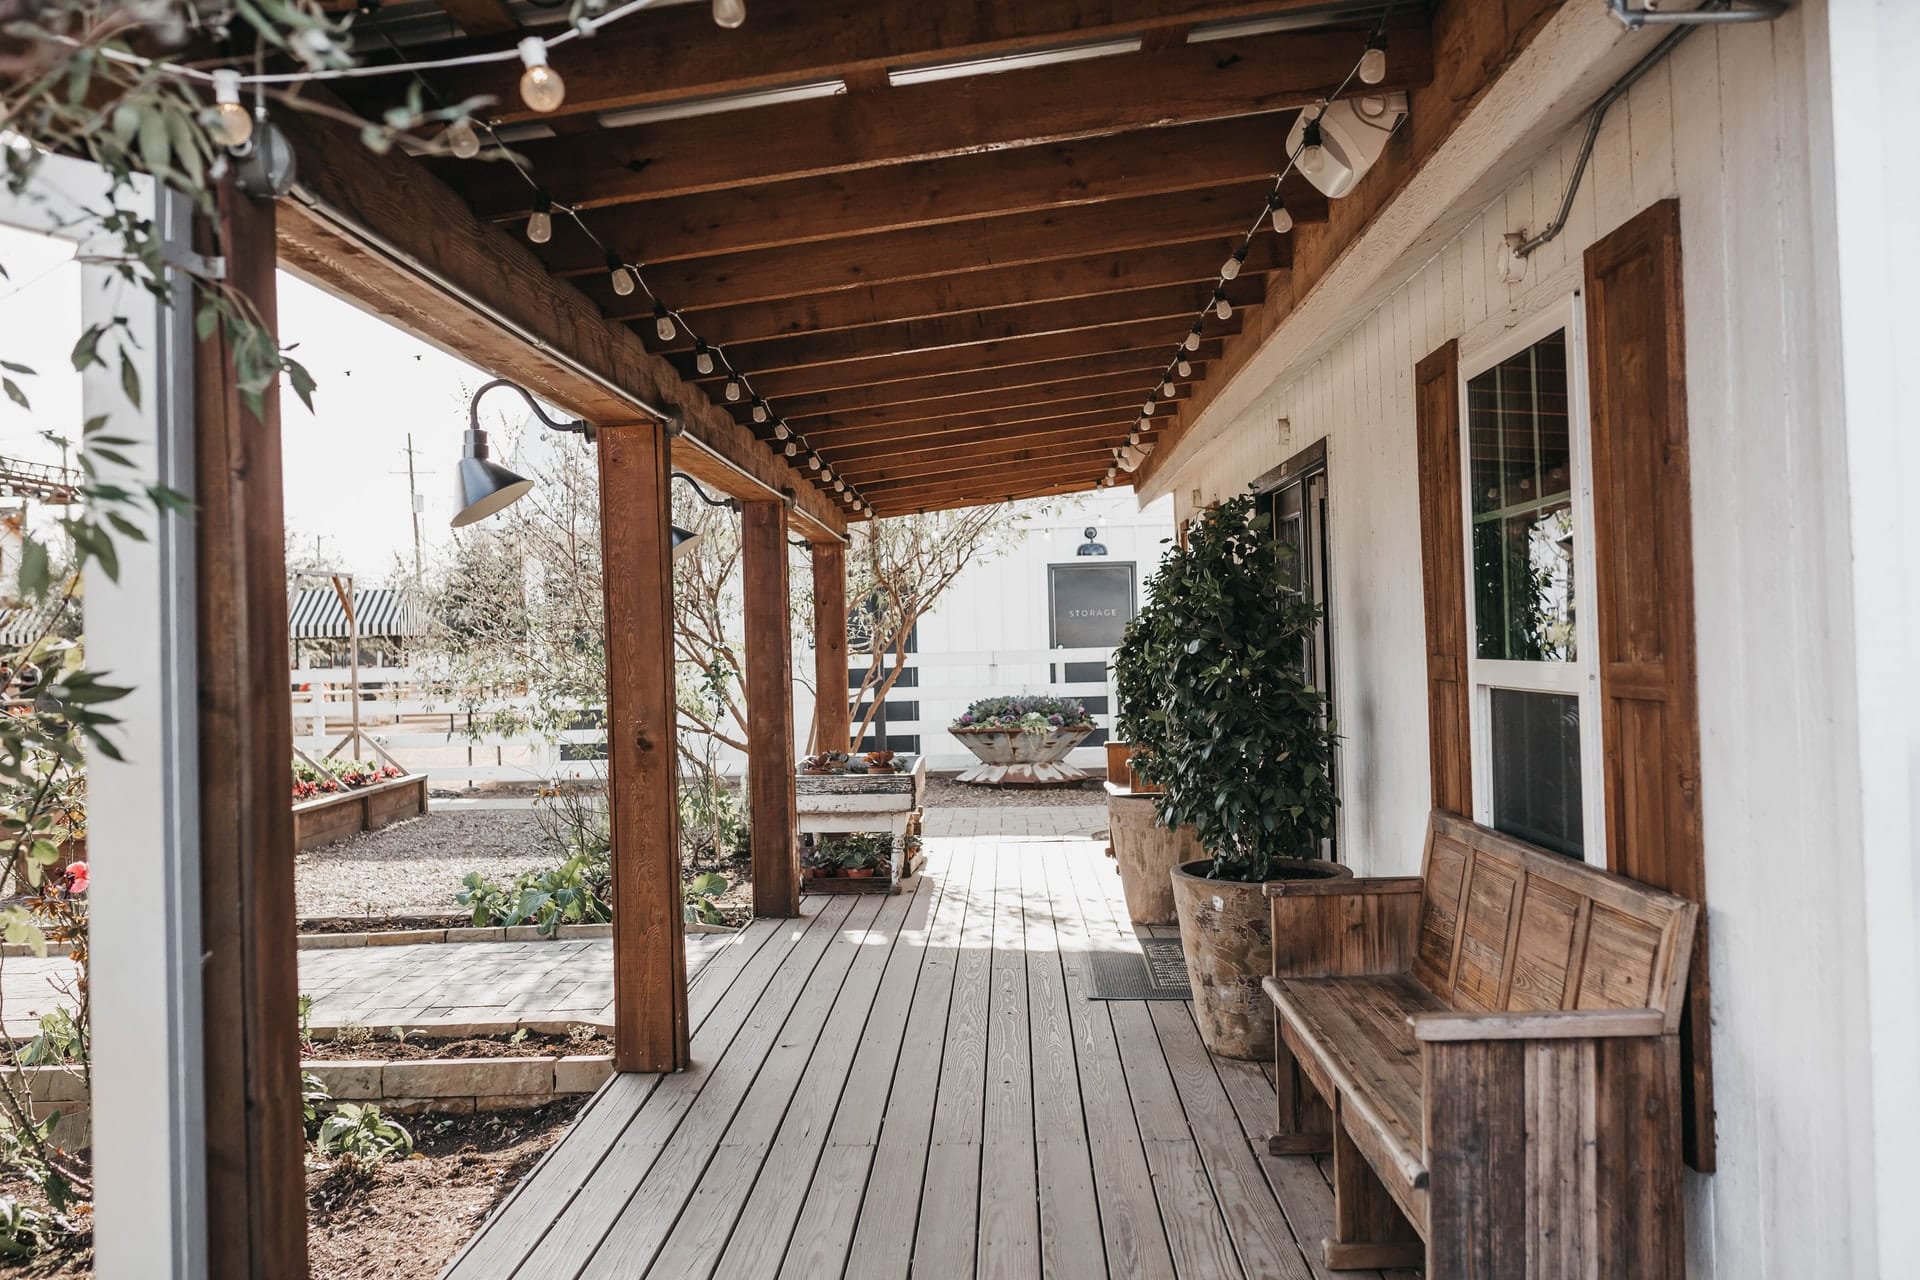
[[1584, 198, 1715, 1171], [1414, 339, 1472, 816]]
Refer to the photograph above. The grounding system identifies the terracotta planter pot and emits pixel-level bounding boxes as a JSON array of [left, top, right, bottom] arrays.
[[844, 867, 877, 879], [951, 725, 1093, 786], [1106, 794, 1198, 925], [1169, 857, 1351, 1060]]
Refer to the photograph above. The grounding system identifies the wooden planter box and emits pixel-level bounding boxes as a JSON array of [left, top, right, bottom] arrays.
[[952, 725, 1093, 786], [797, 756, 928, 893], [293, 774, 429, 852], [1102, 741, 1161, 794]]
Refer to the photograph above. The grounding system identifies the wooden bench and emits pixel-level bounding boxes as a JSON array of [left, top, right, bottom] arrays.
[[1262, 810, 1697, 1277]]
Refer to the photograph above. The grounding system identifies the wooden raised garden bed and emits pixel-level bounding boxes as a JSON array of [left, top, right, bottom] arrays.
[[293, 772, 430, 852]]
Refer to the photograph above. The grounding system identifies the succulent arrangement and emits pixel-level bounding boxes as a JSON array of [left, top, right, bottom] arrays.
[[950, 694, 1095, 735]]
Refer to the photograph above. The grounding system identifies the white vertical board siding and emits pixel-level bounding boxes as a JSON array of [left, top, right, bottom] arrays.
[[1164, 4, 1876, 1276]]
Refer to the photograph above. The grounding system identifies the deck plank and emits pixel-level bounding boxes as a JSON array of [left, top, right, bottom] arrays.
[[445, 824, 1418, 1280], [1045, 847, 1178, 1280]]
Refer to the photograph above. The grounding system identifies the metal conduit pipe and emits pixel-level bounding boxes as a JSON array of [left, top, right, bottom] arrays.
[[1609, 0, 1789, 28]]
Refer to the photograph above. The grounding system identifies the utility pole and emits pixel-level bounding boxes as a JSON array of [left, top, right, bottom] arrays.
[[393, 434, 429, 578]]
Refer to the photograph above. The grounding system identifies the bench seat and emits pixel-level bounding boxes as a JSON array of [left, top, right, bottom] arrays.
[[1262, 811, 1699, 1277]]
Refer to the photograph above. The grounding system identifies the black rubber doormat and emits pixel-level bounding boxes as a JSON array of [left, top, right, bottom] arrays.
[[1083, 938, 1193, 1000]]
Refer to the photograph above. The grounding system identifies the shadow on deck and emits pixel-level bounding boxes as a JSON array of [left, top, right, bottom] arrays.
[[442, 810, 1419, 1279]]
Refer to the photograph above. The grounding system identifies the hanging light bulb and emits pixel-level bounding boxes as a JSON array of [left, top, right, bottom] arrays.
[[1268, 193, 1294, 234], [833, 478, 847, 492], [1297, 115, 1328, 176], [517, 38, 566, 113], [1358, 32, 1388, 86], [712, 0, 746, 28], [444, 115, 481, 159], [1176, 357, 1192, 377], [1126, 431, 1140, 447], [809, 455, 823, 472], [1184, 325, 1202, 352], [526, 190, 553, 244], [1142, 398, 1155, 417], [1160, 376, 1176, 398], [211, 70, 254, 149], [782, 441, 798, 456], [750, 399, 769, 423], [607, 254, 635, 297], [724, 375, 743, 402], [1138, 416, 1151, 431], [774, 421, 792, 441], [694, 341, 715, 375], [1213, 289, 1233, 321], [1220, 246, 1247, 281], [652, 300, 677, 342]]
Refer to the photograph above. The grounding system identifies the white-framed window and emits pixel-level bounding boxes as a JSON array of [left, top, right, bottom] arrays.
[[1458, 296, 1606, 866]]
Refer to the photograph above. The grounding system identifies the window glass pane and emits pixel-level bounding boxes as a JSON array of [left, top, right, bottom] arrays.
[[1489, 688, 1583, 858], [1467, 331, 1575, 662]]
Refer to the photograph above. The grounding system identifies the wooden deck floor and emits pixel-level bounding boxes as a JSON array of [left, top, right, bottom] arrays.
[[443, 817, 1419, 1280]]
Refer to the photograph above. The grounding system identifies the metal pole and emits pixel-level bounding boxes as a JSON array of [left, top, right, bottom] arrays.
[[405, 433, 422, 578]]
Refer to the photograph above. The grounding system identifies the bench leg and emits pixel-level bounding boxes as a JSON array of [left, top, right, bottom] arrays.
[[1269, 1028, 1333, 1156], [1323, 1106, 1423, 1272]]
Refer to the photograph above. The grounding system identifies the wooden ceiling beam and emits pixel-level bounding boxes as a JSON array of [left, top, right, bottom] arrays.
[[522, 124, 1324, 264], [870, 474, 1124, 516], [803, 387, 1188, 447], [446, 22, 1432, 209], [557, 183, 1275, 310], [861, 454, 1113, 499], [436, 0, 518, 37], [767, 345, 1220, 417], [854, 448, 1117, 492], [823, 417, 1158, 470], [694, 316, 1228, 399], [266, 95, 847, 541], [669, 279, 1260, 378], [624, 238, 1288, 345], [423, 2, 1406, 130]]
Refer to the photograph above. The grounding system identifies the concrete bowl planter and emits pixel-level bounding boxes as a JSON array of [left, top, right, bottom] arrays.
[[951, 726, 1094, 786], [1169, 857, 1350, 1060]]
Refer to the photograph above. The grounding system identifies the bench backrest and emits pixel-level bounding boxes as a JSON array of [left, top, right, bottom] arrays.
[[1413, 811, 1696, 1030]]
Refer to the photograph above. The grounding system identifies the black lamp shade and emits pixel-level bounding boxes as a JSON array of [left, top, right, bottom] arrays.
[[451, 428, 534, 528], [672, 525, 700, 559]]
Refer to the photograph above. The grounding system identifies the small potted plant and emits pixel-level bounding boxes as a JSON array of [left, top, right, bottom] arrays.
[[865, 749, 898, 773], [804, 839, 841, 879], [801, 752, 839, 775], [839, 833, 886, 879]]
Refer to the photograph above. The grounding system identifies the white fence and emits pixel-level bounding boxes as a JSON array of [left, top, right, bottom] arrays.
[[292, 645, 1118, 788]]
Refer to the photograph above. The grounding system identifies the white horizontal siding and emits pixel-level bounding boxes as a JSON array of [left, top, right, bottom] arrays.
[[1155, 3, 1879, 1275]]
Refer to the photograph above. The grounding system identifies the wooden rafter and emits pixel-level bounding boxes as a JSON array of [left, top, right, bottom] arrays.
[[443, 22, 1432, 211], [419, 1, 1408, 129], [804, 390, 1186, 447], [763, 345, 1221, 417]]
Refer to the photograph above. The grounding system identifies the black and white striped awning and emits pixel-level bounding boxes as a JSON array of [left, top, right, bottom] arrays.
[[287, 588, 426, 640]]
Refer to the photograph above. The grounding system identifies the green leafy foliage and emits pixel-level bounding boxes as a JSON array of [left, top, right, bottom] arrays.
[[684, 871, 730, 924], [13, 1011, 83, 1068], [1113, 494, 1337, 882], [315, 1102, 414, 1171], [457, 848, 612, 936]]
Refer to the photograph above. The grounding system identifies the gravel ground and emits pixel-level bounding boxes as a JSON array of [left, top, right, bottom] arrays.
[[295, 810, 551, 919], [297, 776, 1106, 922]]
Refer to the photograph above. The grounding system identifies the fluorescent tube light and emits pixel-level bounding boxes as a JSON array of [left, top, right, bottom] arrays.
[[597, 79, 847, 129]]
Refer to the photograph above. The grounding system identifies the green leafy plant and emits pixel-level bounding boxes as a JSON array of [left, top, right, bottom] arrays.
[[457, 847, 612, 937], [1114, 494, 1336, 882], [819, 831, 891, 874], [951, 693, 1094, 734], [332, 1023, 372, 1050], [315, 1102, 413, 1171], [301, 1071, 331, 1139], [684, 871, 730, 924], [0, 1194, 48, 1260], [13, 1011, 83, 1068]]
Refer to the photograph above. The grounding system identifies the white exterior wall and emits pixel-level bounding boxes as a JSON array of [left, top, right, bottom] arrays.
[[1153, 4, 1894, 1275]]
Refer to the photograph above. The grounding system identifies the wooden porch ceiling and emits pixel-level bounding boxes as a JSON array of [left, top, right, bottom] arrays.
[[325, 0, 1441, 517]]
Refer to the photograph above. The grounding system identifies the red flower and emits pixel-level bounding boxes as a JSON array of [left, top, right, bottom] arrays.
[[64, 861, 89, 895]]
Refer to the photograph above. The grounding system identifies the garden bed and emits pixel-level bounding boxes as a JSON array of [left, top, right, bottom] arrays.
[[303, 1030, 612, 1062], [293, 773, 430, 853]]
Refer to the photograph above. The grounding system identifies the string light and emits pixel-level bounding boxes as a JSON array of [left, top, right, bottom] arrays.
[[808, 455, 822, 471], [1176, 357, 1192, 377], [211, 69, 253, 148], [1159, 376, 1176, 397], [774, 421, 792, 441], [694, 340, 715, 375], [1213, 289, 1233, 321], [526, 190, 553, 244], [833, 478, 847, 492], [712, 0, 746, 28], [1142, 397, 1155, 417], [652, 300, 677, 342], [1183, 325, 1202, 352], [516, 37, 566, 113], [782, 442, 799, 456], [1359, 31, 1388, 85], [443, 115, 481, 159], [1268, 192, 1294, 234], [724, 375, 743, 402], [750, 398, 770, 423], [1220, 245, 1247, 280], [1297, 115, 1328, 177], [607, 254, 635, 296]]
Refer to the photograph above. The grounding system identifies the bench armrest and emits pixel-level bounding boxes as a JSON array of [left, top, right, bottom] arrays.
[[1410, 1008, 1667, 1042], [1270, 878, 1424, 979]]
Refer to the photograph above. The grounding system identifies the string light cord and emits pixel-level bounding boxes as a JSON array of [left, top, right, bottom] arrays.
[[1102, 10, 1398, 489]]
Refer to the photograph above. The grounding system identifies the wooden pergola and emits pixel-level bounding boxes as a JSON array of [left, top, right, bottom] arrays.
[[172, 2, 1569, 1273]]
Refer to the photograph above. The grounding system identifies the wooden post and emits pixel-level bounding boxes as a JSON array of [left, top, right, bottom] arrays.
[[194, 188, 309, 1279], [598, 421, 690, 1072], [811, 540, 850, 755], [743, 500, 800, 917]]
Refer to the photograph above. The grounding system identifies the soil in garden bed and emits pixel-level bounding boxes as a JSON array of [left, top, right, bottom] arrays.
[[298, 912, 471, 935], [307, 1100, 582, 1280], [304, 1031, 612, 1061]]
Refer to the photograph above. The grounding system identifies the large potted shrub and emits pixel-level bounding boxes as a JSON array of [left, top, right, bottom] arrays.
[[949, 694, 1096, 785], [1118, 494, 1341, 1059]]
